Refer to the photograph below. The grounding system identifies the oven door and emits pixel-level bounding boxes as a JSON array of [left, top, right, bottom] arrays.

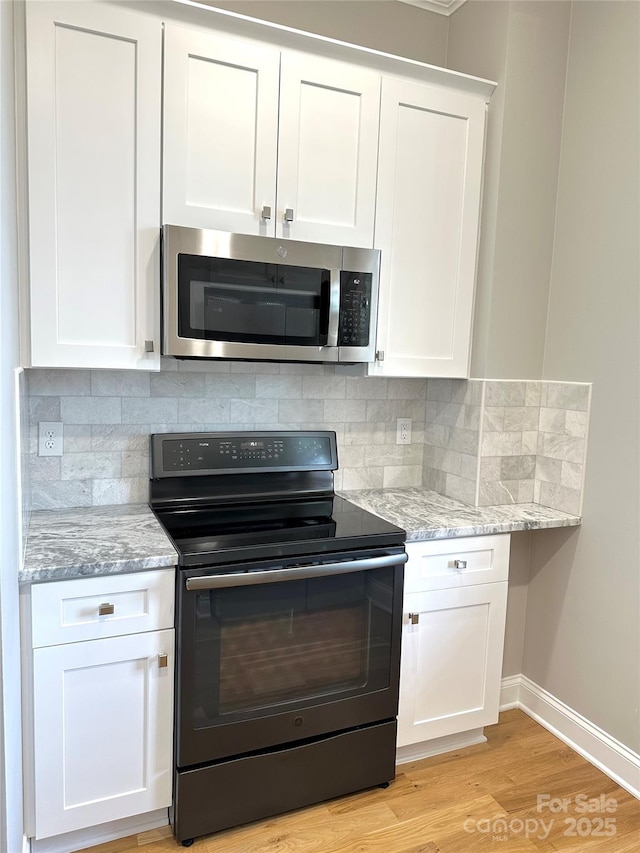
[[176, 548, 406, 768]]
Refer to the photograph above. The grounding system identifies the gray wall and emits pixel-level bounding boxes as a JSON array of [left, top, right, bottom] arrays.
[[445, 0, 571, 679], [205, 1, 448, 65], [0, 0, 25, 849], [525, 1, 640, 750], [447, 0, 570, 381]]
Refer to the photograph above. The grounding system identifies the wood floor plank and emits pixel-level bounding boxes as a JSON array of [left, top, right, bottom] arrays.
[[80, 711, 639, 853], [323, 772, 417, 816], [386, 768, 514, 822], [317, 794, 507, 853], [493, 763, 620, 814], [200, 801, 399, 853]]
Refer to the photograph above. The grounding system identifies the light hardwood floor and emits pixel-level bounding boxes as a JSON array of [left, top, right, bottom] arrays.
[[79, 710, 640, 853]]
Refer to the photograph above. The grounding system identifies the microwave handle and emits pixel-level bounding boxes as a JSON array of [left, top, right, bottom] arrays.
[[326, 269, 341, 347]]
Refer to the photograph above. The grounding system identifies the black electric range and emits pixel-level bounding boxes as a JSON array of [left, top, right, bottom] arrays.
[[148, 430, 407, 846], [149, 430, 405, 567]]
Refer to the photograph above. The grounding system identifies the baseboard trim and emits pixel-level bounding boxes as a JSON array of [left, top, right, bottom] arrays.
[[30, 809, 169, 853], [500, 674, 640, 800], [498, 674, 521, 710], [396, 728, 486, 765]]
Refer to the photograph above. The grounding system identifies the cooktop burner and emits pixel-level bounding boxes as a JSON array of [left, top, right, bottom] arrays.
[[149, 431, 405, 568]]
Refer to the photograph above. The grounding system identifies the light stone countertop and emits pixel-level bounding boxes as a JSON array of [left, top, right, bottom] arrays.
[[20, 490, 581, 584], [20, 504, 178, 584], [338, 488, 581, 541]]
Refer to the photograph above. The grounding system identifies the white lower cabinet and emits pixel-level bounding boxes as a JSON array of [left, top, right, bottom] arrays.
[[398, 535, 510, 749], [27, 570, 175, 841]]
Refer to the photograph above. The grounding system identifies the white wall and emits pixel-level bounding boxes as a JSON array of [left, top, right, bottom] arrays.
[[525, 0, 640, 751], [0, 0, 25, 848]]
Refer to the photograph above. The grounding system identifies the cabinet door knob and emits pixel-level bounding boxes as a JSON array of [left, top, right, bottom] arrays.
[[144, 339, 154, 353], [409, 613, 419, 625], [284, 208, 294, 222], [158, 653, 168, 669], [261, 205, 272, 220], [452, 559, 468, 570], [98, 602, 115, 616]]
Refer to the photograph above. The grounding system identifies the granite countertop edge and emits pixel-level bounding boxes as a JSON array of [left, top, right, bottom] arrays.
[[19, 504, 178, 585], [337, 487, 581, 542], [20, 489, 581, 584]]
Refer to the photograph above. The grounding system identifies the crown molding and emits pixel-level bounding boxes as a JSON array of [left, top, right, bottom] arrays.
[[399, 0, 467, 17]]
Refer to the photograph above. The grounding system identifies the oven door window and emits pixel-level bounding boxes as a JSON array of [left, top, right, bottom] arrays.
[[190, 567, 394, 727], [177, 253, 331, 346]]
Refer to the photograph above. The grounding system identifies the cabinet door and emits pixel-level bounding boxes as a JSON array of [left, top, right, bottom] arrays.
[[163, 25, 280, 235], [25, 1, 161, 369], [371, 78, 487, 377], [32, 630, 174, 839], [276, 53, 380, 247], [398, 583, 507, 746]]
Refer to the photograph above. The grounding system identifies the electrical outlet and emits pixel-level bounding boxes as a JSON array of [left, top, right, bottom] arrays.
[[396, 417, 412, 445], [38, 422, 64, 457]]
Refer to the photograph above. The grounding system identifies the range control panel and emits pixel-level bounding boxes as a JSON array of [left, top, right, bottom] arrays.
[[338, 271, 372, 347], [154, 431, 338, 475]]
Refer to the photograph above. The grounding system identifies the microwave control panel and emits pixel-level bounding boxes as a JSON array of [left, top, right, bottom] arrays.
[[338, 271, 372, 347]]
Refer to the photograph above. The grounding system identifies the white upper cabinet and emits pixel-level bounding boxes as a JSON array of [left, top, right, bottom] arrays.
[[275, 52, 380, 247], [370, 78, 487, 378], [163, 27, 380, 248], [25, 1, 162, 370], [163, 26, 280, 235]]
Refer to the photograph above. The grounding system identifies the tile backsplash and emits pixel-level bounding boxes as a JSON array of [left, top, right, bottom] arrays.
[[25, 363, 591, 515], [27, 360, 426, 509], [423, 378, 591, 515]]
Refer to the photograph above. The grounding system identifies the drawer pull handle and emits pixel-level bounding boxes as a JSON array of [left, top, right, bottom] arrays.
[[409, 613, 419, 625], [452, 560, 468, 570], [158, 653, 168, 669], [98, 602, 115, 616]]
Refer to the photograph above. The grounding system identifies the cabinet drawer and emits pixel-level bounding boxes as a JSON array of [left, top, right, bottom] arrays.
[[31, 569, 175, 648], [404, 535, 510, 592]]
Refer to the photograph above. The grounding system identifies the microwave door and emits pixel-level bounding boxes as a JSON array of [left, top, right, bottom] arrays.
[[176, 261, 338, 358]]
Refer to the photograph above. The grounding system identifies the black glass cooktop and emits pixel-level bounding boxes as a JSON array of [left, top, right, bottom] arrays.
[[149, 431, 405, 568], [153, 495, 405, 568]]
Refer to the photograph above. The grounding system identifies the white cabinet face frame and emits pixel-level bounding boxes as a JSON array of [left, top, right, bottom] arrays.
[[163, 25, 280, 236], [25, 1, 161, 369], [276, 53, 380, 247], [398, 582, 508, 746], [372, 78, 487, 377], [32, 630, 174, 840]]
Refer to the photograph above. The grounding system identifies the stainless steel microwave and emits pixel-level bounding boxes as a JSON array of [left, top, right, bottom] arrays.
[[162, 225, 380, 364]]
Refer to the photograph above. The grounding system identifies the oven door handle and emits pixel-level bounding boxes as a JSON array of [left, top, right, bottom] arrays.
[[184, 552, 407, 590]]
